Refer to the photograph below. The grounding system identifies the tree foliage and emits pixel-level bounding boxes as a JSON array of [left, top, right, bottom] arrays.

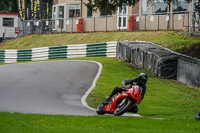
[[0, 0, 17, 12], [84, 0, 140, 14], [0, 0, 53, 19]]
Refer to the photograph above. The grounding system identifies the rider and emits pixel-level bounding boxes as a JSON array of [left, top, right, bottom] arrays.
[[103, 73, 148, 112]]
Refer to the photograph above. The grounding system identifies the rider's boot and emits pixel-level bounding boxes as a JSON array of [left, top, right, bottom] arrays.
[[102, 96, 111, 105]]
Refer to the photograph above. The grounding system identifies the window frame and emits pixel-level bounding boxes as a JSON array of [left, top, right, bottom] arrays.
[[141, 0, 148, 15], [69, 4, 81, 18], [87, 7, 93, 18], [152, 0, 168, 15], [3, 18, 14, 27], [173, 0, 189, 14], [100, 9, 112, 17]]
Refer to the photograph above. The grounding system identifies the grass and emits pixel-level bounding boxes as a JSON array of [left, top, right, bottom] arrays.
[[0, 112, 200, 133], [0, 31, 200, 132], [0, 31, 200, 52], [0, 57, 200, 133], [81, 57, 200, 119]]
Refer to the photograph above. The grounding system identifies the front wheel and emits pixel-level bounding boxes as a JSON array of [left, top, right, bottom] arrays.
[[96, 104, 105, 115], [114, 98, 133, 116]]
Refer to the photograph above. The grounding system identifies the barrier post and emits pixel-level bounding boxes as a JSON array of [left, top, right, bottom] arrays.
[[158, 15, 160, 30], [172, 13, 174, 31], [188, 12, 189, 32], [106, 15, 108, 32], [94, 17, 95, 32], [72, 18, 73, 33], [145, 14, 147, 31]]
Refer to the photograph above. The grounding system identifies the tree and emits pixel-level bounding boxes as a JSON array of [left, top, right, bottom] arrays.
[[0, 0, 12, 12], [84, 0, 140, 15]]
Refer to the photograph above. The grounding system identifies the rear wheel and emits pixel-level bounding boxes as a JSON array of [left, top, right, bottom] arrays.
[[96, 104, 105, 115], [128, 105, 138, 113], [114, 98, 133, 116]]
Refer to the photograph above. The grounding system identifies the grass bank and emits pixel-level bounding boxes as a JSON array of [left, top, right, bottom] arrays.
[[0, 57, 200, 133], [0, 112, 199, 133], [0, 31, 200, 52]]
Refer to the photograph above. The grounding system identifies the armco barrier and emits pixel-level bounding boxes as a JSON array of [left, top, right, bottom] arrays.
[[17, 49, 32, 62], [117, 41, 200, 87], [0, 41, 117, 63], [0, 50, 5, 63]]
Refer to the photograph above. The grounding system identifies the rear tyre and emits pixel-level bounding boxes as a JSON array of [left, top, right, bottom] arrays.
[[96, 104, 105, 115], [114, 98, 133, 116], [128, 105, 138, 113]]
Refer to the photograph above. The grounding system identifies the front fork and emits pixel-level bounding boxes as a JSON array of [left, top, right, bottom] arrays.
[[118, 96, 128, 107]]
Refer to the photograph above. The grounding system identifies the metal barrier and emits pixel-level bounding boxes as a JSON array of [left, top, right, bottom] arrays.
[[0, 41, 117, 63], [21, 11, 198, 35]]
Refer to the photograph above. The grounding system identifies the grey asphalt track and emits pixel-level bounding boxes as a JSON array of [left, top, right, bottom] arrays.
[[0, 60, 99, 115]]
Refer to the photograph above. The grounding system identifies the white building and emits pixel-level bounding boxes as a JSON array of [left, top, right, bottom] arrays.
[[0, 13, 22, 42]]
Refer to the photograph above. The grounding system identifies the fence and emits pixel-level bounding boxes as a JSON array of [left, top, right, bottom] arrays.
[[22, 19, 53, 34], [191, 10, 200, 35], [116, 41, 200, 87], [20, 11, 200, 35], [0, 41, 117, 63]]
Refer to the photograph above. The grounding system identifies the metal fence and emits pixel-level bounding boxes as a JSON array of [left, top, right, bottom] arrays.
[[191, 10, 200, 35], [22, 19, 53, 34], [20, 11, 200, 35]]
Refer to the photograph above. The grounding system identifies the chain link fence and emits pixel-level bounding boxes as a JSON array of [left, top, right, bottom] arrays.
[[21, 11, 199, 35], [191, 10, 200, 35], [22, 19, 53, 34]]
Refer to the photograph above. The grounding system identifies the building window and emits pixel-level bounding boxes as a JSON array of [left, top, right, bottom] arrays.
[[53, 6, 56, 19], [3, 18, 14, 27], [152, 0, 168, 15], [69, 4, 80, 18], [173, 0, 189, 14], [58, 6, 64, 18], [87, 7, 92, 18], [100, 9, 112, 17], [141, 0, 148, 15]]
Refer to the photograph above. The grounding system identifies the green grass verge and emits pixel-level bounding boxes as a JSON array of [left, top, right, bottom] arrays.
[[0, 57, 200, 133], [0, 112, 199, 133], [1, 31, 200, 52]]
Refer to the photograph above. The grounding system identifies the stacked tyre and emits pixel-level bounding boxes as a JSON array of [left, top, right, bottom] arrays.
[[195, 110, 200, 120]]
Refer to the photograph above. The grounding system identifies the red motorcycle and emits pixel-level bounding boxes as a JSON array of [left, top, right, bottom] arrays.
[[96, 85, 141, 116]]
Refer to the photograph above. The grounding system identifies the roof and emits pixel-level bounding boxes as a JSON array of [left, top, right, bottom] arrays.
[[0, 12, 19, 16]]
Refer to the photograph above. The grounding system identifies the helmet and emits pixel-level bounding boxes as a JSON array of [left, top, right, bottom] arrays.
[[138, 73, 148, 85]]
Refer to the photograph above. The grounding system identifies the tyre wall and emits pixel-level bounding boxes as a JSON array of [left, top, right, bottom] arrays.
[[177, 57, 200, 87], [117, 41, 200, 87]]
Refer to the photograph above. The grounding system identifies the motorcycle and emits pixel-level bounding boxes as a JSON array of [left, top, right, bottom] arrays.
[[96, 85, 141, 116]]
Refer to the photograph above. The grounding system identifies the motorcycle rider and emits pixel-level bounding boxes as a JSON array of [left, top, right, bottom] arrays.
[[103, 73, 148, 112]]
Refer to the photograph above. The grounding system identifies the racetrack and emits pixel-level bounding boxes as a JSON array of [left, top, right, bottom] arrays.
[[0, 60, 99, 115]]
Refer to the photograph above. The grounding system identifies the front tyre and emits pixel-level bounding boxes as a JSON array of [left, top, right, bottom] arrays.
[[114, 98, 133, 116], [96, 104, 105, 115]]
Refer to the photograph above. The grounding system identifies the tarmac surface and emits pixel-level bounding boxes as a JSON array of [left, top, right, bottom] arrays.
[[0, 60, 98, 115]]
